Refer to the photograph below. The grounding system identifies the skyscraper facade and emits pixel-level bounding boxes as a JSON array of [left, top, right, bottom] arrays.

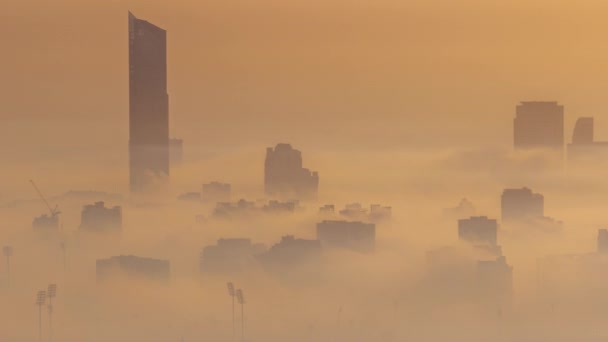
[[128, 12, 170, 192], [514, 101, 564, 151]]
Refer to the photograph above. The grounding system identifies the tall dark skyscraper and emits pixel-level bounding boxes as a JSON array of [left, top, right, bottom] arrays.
[[128, 12, 170, 192], [513, 101, 564, 151]]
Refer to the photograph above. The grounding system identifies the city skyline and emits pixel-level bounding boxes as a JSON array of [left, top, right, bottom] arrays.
[[6, 2, 608, 341]]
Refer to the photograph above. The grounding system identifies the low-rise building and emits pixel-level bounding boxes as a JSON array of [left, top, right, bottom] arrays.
[[79, 202, 122, 232], [96, 255, 170, 282]]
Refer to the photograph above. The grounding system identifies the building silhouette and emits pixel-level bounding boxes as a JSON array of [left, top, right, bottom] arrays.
[[79, 202, 122, 232], [202, 182, 231, 202], [262, 200, 298, 213], [500, 187, 562, 232], [258, 235, 322, 270], [264, 144, 319, 200], [598, 229, 608, 254], [567, 117, 608, 162], [200, 238, 266, 273], [458, 216, 498, 246], [96, 255, 170, 282], [319, 204, 335, 215], [316, 220, 375, 253], [211, 199, 300, 218], [338, 203, 392, 222], [477, 256, 513, 301], [501, 187, 544, 222], [212, 199, 256, 219], [369, 204, 392, 221], [339, 203, 367, 220], [129, 12, 170, 192], [514, 101, 564, 151], [572, 117, 594, 144], [32, 214, 59, 232]]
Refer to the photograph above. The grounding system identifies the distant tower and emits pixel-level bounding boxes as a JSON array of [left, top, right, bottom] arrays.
[[567, 117, 608, 162], [501, 187, 544, 223], [128, 12, 170, 192], [514, 102, 564, 151], [572, 117, 594, 145], [264, 144, 319, 200]]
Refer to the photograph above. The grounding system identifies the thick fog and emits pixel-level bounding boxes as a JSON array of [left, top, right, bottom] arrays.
[[4, 0, 608, 341], [3, 147, 608, 341]]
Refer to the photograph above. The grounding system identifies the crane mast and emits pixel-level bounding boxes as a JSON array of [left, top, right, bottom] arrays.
[[29, 180, 60, 217]]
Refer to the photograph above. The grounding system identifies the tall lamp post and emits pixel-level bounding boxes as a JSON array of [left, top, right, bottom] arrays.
[[36, 290, 47, 342], [47, 284, 57, 342], [3, 246, 13, 287], [236, 289, 245, 342], [227, 282, 235, 341]]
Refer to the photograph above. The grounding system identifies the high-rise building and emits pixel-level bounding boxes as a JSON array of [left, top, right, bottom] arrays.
[[501, 187, 544, 222], [128, 12, 170, 192], [458, 216, 498, 246], [79, 202, 122, 233], [572, 117, 594, 145], [567, 117, 608, 162], [514, 101, 564, 151], [264, 144, 319, 200]]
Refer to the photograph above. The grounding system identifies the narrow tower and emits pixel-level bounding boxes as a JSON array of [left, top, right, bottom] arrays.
[[128, 12, 170, 192]]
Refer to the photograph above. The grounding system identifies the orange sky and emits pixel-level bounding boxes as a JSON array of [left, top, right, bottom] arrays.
[[3, 0, 608, 152]]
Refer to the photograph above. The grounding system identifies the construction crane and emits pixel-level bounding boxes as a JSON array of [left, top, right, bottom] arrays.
[[30, 180, 60, 218]]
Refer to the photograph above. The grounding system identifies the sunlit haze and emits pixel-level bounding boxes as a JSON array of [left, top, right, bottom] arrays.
[[3, 0, 608, 341]]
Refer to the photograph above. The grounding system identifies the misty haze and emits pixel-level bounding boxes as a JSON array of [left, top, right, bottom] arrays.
[[4, 0, 608, 341]]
